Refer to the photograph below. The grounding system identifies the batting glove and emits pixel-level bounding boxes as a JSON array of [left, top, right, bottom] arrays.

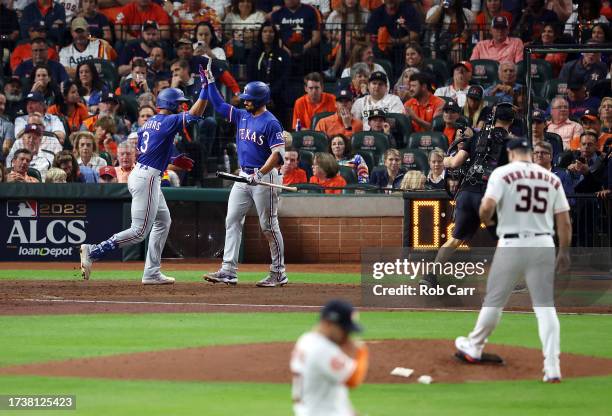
[[246, 171, 263, 186], [200, 56, 215, 84], [170, 154, 195, 171]]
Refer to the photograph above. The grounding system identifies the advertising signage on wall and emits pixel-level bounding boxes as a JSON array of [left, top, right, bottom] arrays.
[[1, 200, 123, 261]]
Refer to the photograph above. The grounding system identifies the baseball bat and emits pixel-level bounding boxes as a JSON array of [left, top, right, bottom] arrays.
[[216, 171, 298, 192]]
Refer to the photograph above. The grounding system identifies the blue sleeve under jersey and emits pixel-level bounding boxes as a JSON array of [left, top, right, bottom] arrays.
[[207, 81, 234, 121]]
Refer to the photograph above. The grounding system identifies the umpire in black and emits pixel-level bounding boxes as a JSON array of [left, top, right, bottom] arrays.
[[421, 102, 516, 288]]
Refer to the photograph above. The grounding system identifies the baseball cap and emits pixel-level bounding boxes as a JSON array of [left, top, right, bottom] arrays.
[[443, 100, 461, 113], [335, 88, 353, 101], [101, 92, 119, 103], [23, 123, 43, 135], [581, 108, 599, 122], [141, 20, 159, 32], [495, 102, 515, 121], [532, 109, 546, 122], [176, 37, 193, 48], [452, 61, 473, 73], [26, 91, 45, 102], [369, 71, 388, 83], [320, 299, 362, 333], [98, 166, 117, 178], [368, 108, 387, 119], [467, 85, 484, 100], [29, 21, 47, 32], [71, 17, 88, 32], [492, 15, 509, 29], [567, 79, 584, 90], [506, 138, 531, 150]]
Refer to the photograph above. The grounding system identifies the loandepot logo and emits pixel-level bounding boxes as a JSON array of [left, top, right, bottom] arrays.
[[18, 247, 74, 257]]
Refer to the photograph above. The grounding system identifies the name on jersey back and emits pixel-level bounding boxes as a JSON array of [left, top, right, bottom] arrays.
[[501, 169, 561, 190], [143, 120, 162, 131]]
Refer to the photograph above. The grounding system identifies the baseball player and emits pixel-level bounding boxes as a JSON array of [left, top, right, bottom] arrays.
[[455, 138, 572, 383], [291, 299, 369, 416], [201, 58, 287, 287], [79, 82, 209, 284]]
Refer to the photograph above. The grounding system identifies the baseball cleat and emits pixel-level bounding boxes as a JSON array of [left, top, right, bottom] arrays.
[[454, 336, 482, 363], [256, 272, 288, 287], [142, 274, 176, 285], [204, 271, 238, 286], [543, 376, 562, 383], [80, 244, 93, 280]]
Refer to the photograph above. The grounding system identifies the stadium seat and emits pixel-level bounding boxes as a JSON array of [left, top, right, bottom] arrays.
[[546, 132, 563, 155], [384, 112, 412, 148], [339, 165, 357, 184], [407, 131, 448, 152], [27, 167, 42, 182], [423, 58, 450, 87], [299, 149, 314, 167], [342, 183, 380, 194], [292, 130, 328, 153], [543, 79, 568, 101], [533, 96, 549, 111], [516, 59, 552, 85], [87, 58, 119, 90], [311, 111, 335, 129], [296, 183, 324, 193], [118, 95, 139, 123], [99, 151, 113, 165], [374, 58, 394, 81], [336, 77, 352, 90], [351, 131, 390, 164], [399, 148, 429, 174], [483, 95, 500, 107], [470, 59, 499, 88]]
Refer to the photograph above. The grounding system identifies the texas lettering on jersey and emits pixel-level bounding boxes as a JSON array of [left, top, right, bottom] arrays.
[[238, 128, 265, 145]]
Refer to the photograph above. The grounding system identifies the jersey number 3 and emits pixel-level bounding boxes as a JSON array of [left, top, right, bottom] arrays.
[[515, 185, 548, 213], [139, 131, 150, 154]]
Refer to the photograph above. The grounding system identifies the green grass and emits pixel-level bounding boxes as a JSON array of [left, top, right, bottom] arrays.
[[0, 270, 361, 284]]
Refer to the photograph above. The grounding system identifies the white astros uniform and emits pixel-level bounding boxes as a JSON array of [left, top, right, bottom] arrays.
[[291, 332, 357, 416], [467, 161, 570, 379]]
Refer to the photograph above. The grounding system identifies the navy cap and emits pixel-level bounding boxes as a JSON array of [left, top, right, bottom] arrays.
[[141, 20, 159, 32], [26, 91, 45, 102], [506, 138, 531, 150], [443, 100, 461, 113], [467, 85, 484, 100], [101, 92, 118, 103], [581, 108, 599, 121], [368, 108, 387, 119], [336, 88, 353, 101], [492, 15, 509, 29], [369, 71, 387, 83], [320, 299, 362, 333], [30, 21, 47, 32], [532, 109, 546, 122]]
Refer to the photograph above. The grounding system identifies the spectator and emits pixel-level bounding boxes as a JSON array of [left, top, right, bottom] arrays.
[[59, 17, 115, 79], [28, 65, 61, 107], [568, 130, 606, 193], [369, 147, 405, 189], [425, 0, 474, 63], [470, 16, 524, 63], [130, 105, 156, 133], [532, 22, 567, 77], [365, 0, 421, 75], [600, 97, 612, 134], [223, 0, 266, 50], [73, 131, 107, 169], [340, 43, 386, 79], [53, 150, 88, 183], [578, 108, 607, 150], [6, 148, 39, 183], [564, 0, 608, 39], [559, 42, 608, 91], [9, 21, 60, 73], [45, 167, 67, 183], [0, 3, 19, 52], [117, 20, 163, 77], [115, 0, 171, 41], [47, 80, 89, 134], [309, 151, 347, 194], [15, 92, 66, 144], [247, 22, 291, 125], [0, 93, 16, 162], [14, 38, 69, 86], [3, 79, 25, 121], [81, 0, 112, 42], [399, 169, 426, 190], [329, 133, 369, 174], [513, 0, 559, 43], [393, 67, 420, 103], [434, 61, 472, 107], [366, 109, 392, 142], [462, 85, 490, 129], [315, 88, 363, 138], [84, 92, 130, 137], [115, 141, 136, 183], [347, 63, 371, 99], [401, 42, 440, 87], [171, 0, 222, 39], [532, 109, 563, 161], [292, 72, 337, 130], [0, 162, 6, 182], [20, 0, 66, 45], [352, 71, 404, 129], [438, 100, 461, 144], [280, 147, 308, 185], [475, 0, 514, 41], [98, 166, 118, 183], [404, 72, 445, 132], [145, 46, 171, 81], [94, 115, 118, 158], [75, 61, 106, 109], [426, 147, 445, 189], [484, 61, 521, 103], [547, 96, 584, 150], [566, 81, 601, 119], [7, 113, 62, 164], [588, 22, 611, 44], [16, 123, 54, 180], [116, 58, 152, 99], [193, 21, 227, 61], [272, 0, 322, 73], [533, 141, 574, 196]]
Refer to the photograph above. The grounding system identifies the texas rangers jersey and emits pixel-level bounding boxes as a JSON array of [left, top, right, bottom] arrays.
[[484, 161, 570, 237], [137, 112, 199, 171], [291, 332, 356, 416], [228, 107, 284, 168]]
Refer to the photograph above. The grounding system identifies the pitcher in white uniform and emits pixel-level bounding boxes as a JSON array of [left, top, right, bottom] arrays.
[[455, 138, 572, 383]]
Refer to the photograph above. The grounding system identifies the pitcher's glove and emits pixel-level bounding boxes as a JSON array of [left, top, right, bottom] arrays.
[[170, 154, 194, 171]]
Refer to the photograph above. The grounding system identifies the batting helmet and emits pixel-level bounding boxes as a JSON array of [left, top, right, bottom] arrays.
[[238, 81, 270, 107], [156, 88, 189, 112]]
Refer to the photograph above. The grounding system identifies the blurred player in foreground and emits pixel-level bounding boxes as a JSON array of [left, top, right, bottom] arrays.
[[291, 299, 369, 416], [455, 138, 572, 383]]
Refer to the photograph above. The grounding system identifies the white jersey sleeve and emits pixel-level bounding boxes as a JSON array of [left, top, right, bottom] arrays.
[[552, 181, 571, 214], [484, 167, 506, 203]]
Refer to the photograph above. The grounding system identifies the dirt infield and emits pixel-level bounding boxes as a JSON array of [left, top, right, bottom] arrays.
[[2, 339, 612, 384]]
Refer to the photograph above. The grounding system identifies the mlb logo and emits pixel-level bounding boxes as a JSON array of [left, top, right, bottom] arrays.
[[363, 135, 375, 147], [403, 153, 415, 164], [420, 136, 432, 147], [7, 200, 38, 218], [474, 65, 486, 76], [303, 136, 314, 147]]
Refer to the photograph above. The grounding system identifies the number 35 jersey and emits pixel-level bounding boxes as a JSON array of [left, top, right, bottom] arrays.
[[484, 161, 570, 238], [137, 112, 200, 171]]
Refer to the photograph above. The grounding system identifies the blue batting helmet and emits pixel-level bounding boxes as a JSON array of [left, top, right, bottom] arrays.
[[156, 88, 189, 112], [238, 81, 270, 107]]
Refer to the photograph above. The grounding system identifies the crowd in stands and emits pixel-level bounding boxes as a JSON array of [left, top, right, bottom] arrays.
[[0, 0, 608, 201]]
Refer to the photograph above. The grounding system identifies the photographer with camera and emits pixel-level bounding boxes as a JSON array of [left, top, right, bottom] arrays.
[[421, 102, 515, 288]]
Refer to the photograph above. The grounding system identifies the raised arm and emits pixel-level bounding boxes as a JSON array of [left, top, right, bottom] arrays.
[[189, 65, 209, 118], [201, 60, 234, 120]]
